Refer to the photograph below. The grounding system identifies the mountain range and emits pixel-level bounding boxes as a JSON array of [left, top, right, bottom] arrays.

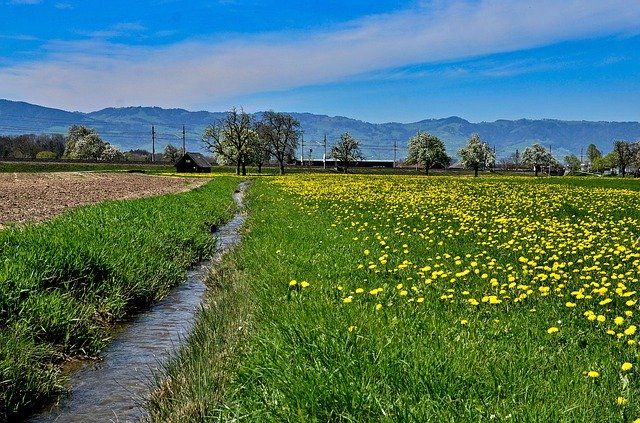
[[1, 99, 639, 161]]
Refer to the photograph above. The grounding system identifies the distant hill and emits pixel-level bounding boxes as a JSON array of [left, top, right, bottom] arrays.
[[1, 99, 639, 161]]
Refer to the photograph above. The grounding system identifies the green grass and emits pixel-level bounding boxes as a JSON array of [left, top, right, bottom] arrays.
[[0, 176, 239, 420], [149, 174, 640, 422], [0, 160, 176, 173]]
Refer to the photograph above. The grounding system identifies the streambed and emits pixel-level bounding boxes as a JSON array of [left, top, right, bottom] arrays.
[[30, 181, 248, 422]]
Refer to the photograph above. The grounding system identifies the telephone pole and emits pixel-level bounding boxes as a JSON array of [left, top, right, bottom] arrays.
[[323, 134, 327, 169], [300, 133, 304, 166], [151, 125, 156, 163], [182, 125, 186, 155], [393, 140, 398, 168]]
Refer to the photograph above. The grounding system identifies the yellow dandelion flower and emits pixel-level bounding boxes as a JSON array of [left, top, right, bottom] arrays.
[[348, 325, 357, 332], [617, 396, 628, 406], [597, 315, 606, 322], [461, 319, 469, 326], [300, 281, 310, 288], [586, 370, 600, 378], [625, 325, 637, 336], [343, 297, 353, 304], [355, 288, 364, 294], [622, 362, 633, 371], [375, 303, 382, 311], [289, 280, 297, 287], [565, 302, 577, 308], [615, 316, 625, 325], [547, 327, 559, 334]]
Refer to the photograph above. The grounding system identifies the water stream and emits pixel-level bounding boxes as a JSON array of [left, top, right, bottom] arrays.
[[31, 181, 248, 423]]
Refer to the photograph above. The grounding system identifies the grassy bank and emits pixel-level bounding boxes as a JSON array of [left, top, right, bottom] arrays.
[[150, 174, 640, 422], [0, 176, 237, 420]]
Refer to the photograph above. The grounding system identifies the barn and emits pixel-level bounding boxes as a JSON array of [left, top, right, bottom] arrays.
[[175, 152, 212, 173]]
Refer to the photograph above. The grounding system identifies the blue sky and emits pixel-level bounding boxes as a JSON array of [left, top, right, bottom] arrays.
[[1, 0, 639, 123]]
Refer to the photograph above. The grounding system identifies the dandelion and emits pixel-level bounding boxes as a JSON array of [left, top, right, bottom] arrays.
[[343, 297, 353, 304], [375, 303, 382, 311], [547, 327, 559, 334], [289, 280, 297, 287], [617, 396, 628, 406], [355, 288, 364, 294], [625, 325, 637, 336], [348, 325, 357, 332], [300, 281, 310, 288], [621, 362, 633, 371], [586, 370, 600, 378], [614, 316, 625, 325], [461, 319, 469, 326]]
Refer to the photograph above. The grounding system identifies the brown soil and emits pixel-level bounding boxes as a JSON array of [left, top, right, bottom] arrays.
[[0, 172, 208, 228]]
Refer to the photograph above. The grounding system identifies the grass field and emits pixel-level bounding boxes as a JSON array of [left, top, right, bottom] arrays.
[[150, 174, 640, 422], [0, 176, 237, 420]]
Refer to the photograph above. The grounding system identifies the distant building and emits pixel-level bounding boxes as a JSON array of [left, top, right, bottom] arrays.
[[175, 152, 212, 173]]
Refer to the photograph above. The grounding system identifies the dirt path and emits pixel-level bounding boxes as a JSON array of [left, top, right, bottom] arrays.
[[0, 172, 208, 228]]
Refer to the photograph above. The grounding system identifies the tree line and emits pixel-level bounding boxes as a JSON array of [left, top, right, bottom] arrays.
[[0, 125, 177, 163], [2, 108, 638, 176], [405, 133, 640, 177]]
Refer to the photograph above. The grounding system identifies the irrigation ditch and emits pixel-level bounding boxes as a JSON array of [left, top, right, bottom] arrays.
[[30, 181, 249, 423]]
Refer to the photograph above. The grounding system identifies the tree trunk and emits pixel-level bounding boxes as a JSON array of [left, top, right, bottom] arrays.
[[241, 162, 246, 176], [474, 166, 478, 177], [425, 166, 429, 175], [534, 165, 540, 177], [235, 162, 240, 176], [279, 163, 285, 175], [257, 163, 262, 174]]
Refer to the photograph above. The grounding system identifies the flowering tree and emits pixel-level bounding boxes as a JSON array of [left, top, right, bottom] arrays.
[[522, 143, 558, 176], [457, 133, 494, 177], [406, 131, 451, 175], [63, 125, 106, 160], [201, 107, 257, 175], [100, 144, 124, 161]]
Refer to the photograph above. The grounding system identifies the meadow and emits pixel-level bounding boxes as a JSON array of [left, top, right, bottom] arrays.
[[150, 173, 640, 422], [0, 176, 238, 420]]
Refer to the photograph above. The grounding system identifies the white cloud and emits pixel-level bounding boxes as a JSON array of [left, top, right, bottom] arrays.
[[1, 0, 639, 111]]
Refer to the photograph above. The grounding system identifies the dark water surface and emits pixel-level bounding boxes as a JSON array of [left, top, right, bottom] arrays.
[[31, 182, 247, 423]]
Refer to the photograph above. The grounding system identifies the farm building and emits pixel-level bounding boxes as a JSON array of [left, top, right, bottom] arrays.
[[175, 152, 212, 173]]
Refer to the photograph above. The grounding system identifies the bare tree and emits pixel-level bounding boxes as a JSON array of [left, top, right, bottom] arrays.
[[331, 133, 364, 173], [613, 140, 633, 177], [201, 107, 256, 175], [256, 111, 300, 175], [163, 143, 179, 163]]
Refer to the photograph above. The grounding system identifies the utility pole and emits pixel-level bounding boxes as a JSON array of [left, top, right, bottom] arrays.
[[393, 140, 398, 168], [151, 125, 155, 163], [493, 145, 496, 171], [182, 125, 186, 155], [300, 133, 304, 166], [323, 134, 327, 170]]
